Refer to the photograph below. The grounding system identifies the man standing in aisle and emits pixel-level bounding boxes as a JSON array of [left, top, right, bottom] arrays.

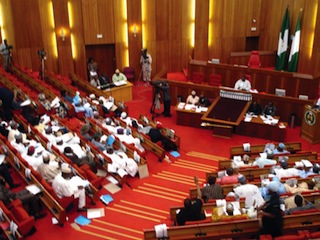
[[140, 49, 152, 82]]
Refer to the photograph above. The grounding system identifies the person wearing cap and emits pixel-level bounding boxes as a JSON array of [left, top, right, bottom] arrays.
[[112, 69, 127, 84], [252, 149, 277, 168], [104, 148, 138, 177], [234, 75, 251, 91], [258, 181, 283, 238], [186, 90, 200, 105], [231, 154, 253, 168], [201, 175, 224, 203], [259, 176, 286, 201], [273, 142, 289, 155], [52, 166, 89, 212], [7, 120, 22, 142], [72, 94, 94, 118], [176, 176, 205, 225], [10, 133, 29, 154], [273, 158, 299, 180], [38, 93, 52, 113], [233, 175, 265, 208], [140, 49, 152, 82], [80, 123, 92, 141], [21, 145, 43, 171], [38, 153, 61, 182]]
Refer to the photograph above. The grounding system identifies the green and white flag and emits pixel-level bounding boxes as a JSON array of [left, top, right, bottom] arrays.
[[275, 7, 290, 71], [288, 10, 302, 72]]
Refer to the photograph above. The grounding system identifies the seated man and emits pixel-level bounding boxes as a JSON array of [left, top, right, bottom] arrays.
[[186, 90, 200, 105], [64, 146, 97, 173], [273, 142, 290, 155], [0, 177, 46, 219], [212, 202, 248, 222], [252, 149, 277, 168], [218, 167, 241, 185], [234, 75, 251, 91], [112, 69, 127, 84], [37, 153, 62, 182], [231, 154, 253, 169], [247, 101, 262, 115], [262, 102, 276, 116], [273, 158, 299, 180], [52, 166, 90, 212], [201, 175, 224, 203], [260, 176, 286, 201], [285, 194, 316, 215], [233, 175, 265, 208], [176, 176, 205, 225]]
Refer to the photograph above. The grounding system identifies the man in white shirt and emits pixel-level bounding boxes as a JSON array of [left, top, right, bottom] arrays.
[[233, 175, 265, 208], [52, 166, 89, 211], [234, 75, 251, 91], [186, 90, 200, 105]]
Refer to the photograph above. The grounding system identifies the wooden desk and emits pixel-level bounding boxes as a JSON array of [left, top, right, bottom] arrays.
[[174, 103, 207, 128], [235, 115, 287, 141], [102, 82, 133, 102]]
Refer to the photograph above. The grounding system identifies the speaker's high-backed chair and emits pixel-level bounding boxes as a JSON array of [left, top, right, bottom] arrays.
[[208, 74, 222, 86], [191, 72, 204, 84], [248, 50, 261, 68]]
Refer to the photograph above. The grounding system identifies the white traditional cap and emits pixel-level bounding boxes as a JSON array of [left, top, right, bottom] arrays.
[[62, 167, 71, 174], [120, 112, 127, 119], [20, 99, 31, 107], [89, 94, 96, 99]]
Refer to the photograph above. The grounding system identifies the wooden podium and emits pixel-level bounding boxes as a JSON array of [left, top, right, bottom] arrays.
[[301, 105, 320, 144]]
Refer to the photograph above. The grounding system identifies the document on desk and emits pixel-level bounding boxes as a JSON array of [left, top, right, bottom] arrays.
[[260, 115, 279, 125], [177, 102, 185, 109], [114, 80, 127, 86]]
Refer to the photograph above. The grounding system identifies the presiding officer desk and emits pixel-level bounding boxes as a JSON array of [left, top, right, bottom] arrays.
[[161, 59, 318, 127]]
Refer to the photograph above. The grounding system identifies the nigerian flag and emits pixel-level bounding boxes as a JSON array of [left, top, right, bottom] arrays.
[[275, 7, 290, 71], [288, 10, 302, 72]]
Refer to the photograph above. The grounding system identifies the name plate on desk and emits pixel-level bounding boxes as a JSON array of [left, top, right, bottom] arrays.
[[220, 89, 252, 101]]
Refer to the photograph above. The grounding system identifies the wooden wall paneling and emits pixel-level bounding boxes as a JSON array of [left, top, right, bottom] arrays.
[[194, 0, 209, 61], [208, 0, 223, 62], [127, 0, 142, 77], [297, 0, 317, 74], [181, 0, 195, 69], [311, 3, 320, 77], [259, 1, 286, 51], [37, 0, 58, 74], [11, 0, 40, 70], [246, 0, 262, 37], [52, 0, 74, 76], [155, 0, 169, 73], [68, 0, 86, 79], [143, 0, 157, 77], [113, 0, 127, 70], [98, 0, 115, 44], [168, 0, 183, 72], [81, 0, 99, 44], [1, 0, 15, 58]]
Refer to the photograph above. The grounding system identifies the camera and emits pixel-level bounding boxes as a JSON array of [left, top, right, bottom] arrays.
[[38, 49, 46, 60]]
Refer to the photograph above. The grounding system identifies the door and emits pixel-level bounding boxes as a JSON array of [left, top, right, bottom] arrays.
[[85, 44, 116, 80]]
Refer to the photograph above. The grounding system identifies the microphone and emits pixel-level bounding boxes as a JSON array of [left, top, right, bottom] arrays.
[[231, 218, 243, 233], [194, 223, 207, 237]]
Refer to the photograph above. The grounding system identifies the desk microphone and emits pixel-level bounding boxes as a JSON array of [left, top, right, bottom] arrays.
[[231, 219, 243, 233], [194, 223, 207, 237]]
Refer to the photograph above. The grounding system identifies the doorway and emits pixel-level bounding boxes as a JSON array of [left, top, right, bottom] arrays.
[[85, 44, 116, 80]]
